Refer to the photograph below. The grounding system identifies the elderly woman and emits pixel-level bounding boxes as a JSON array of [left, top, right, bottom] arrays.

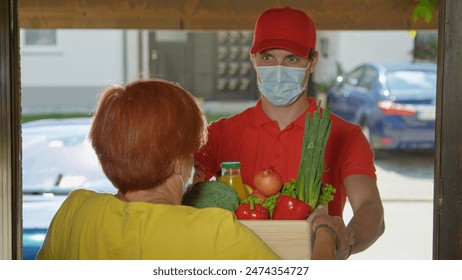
[[36, 79, 338, 260]]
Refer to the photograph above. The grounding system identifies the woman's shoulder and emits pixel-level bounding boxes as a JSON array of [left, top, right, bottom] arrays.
[[67, 188, 105, 199], [178, 205, 237, 219], [179, 205, 245, 227], [63, 189, 112, 208]]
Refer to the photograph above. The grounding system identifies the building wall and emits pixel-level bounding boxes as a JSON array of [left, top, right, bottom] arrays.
[[190, 32, 216, 100], [337, 31, 414, 72], [20, 29, 130, 114], [314, 30, 415, 86], [20, 29, 416, 114]]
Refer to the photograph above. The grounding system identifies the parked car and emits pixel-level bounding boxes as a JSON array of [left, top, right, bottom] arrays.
[[327, 62, 437, 153], [22, 118, 114, 260]]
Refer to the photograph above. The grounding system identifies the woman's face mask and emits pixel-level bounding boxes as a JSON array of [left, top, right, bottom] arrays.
[[256, 64, 310, 106], [179, 165, 195, 193]]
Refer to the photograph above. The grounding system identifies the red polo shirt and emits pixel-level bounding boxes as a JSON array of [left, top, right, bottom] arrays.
[[195, 97, 376, 217]]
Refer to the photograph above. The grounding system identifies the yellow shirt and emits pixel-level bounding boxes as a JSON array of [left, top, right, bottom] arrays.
[[37, 189, 280, 260]]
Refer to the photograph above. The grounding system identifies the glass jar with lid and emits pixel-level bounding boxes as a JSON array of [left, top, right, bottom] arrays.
[[219, 161, 247, 201]]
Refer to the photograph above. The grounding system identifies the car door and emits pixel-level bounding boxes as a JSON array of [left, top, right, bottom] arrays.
[[348, 66, 378, 124], [330, 66, 365, 121]]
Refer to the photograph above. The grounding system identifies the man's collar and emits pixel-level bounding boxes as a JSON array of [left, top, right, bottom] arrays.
[[293, 97, 318, 128], [254, 97, 318, 127], [253, 100, 273, 126]]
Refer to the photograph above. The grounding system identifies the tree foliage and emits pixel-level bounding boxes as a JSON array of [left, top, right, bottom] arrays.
[[413, 0, 437, 23]]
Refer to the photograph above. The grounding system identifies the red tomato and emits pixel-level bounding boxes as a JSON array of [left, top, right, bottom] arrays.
[[253, 167, 283, 197]]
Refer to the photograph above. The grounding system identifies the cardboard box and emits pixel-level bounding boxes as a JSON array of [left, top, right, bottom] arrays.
[[240, 220, 311, 259]]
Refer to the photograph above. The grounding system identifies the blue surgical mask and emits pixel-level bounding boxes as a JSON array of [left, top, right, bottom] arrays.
[[256, 65, 310, 106]]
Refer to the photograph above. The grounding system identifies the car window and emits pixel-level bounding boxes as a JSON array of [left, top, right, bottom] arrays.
[[386, 70, 437, 95], [358, 66, 376, 90], [346, 68, 363, 87], [22, 120, 114, 195]]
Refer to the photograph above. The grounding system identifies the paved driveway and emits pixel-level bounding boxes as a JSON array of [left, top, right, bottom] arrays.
[[343, 151, 434, 260], [374, 151, 434, 201]]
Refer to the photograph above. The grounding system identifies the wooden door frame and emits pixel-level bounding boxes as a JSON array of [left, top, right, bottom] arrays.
[[0, 0, 22, 260], [433, 0, 462, 259], [1, 0, 462, 259]]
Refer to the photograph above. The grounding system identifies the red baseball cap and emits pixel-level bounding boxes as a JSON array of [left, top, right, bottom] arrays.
[[250, 6, 316, 57]]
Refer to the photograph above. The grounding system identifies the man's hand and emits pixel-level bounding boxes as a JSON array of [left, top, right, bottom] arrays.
[[335, 222, 355, 259], [310, 205, 355, 259]]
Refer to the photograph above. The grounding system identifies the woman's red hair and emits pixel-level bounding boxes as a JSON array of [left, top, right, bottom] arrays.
[[89, 79, 207, 194]]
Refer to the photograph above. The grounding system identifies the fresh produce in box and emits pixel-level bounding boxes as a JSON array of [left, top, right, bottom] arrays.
[[294, 103, 333, 211], [182, 181, 239, 211], [272, 194, 312, 220], [250, 189, 268, 203], [243, 103, 336, 220], [253, 167, 283, 196], [188, 103, 335, 221], [235, 204, 269, 220], [262, 179, 297, 217], [235, 196, 269, 220]]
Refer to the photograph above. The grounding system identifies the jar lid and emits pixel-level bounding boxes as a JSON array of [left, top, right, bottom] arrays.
[[220, 161, 241, 168]]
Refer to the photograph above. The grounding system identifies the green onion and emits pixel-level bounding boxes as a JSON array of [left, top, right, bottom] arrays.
[[295, 101, 332, 209]]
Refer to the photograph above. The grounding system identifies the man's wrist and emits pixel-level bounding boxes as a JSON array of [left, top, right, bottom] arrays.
[[346, 244, 352, 258], [313, 224, 339, 250]]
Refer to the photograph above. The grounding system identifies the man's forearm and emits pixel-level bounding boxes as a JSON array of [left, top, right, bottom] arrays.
[[347, 200, 385, 255]]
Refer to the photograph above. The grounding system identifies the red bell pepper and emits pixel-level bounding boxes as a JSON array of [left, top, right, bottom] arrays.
[[271, 194, 312, 220], [235, 197, 269, 220], [235, 204, 269, 220]]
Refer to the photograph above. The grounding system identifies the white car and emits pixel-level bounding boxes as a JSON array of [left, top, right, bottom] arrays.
[[22, 118, 114, 259]]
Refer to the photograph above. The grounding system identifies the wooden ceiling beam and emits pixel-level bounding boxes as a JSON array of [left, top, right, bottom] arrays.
[[18, 0, 438, 30]]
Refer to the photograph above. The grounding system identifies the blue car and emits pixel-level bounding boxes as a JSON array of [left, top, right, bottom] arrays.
[[22, 118, 114, 260], [327, 62, 437, 153]]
